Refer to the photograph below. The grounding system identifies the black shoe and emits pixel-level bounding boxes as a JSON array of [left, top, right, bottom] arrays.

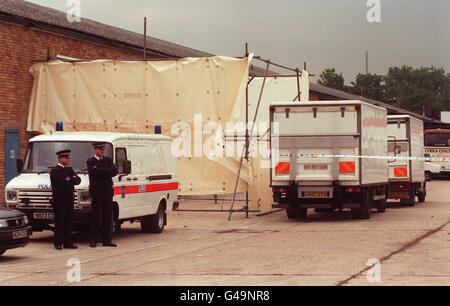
[[90, 242, 97, 248], [103, 242, 117, 247], [55, 245, 63, 250], [64, 244, 78, 249]]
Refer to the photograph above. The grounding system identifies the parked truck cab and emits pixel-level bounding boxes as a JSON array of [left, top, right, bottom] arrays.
[[5, 132, 179, 234], [270, 101, 389, 220]]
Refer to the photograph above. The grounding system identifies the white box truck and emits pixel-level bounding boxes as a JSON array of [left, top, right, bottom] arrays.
[[270, 100, 388, 219], [4, 132, 179, 234], [387, 115, 426, 205]]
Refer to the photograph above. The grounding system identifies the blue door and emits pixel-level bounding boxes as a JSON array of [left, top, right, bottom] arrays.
[[5, 130, 20, 185]]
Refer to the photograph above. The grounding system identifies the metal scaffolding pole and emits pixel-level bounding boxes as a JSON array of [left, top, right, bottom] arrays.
[[228, 46, 308, 220]]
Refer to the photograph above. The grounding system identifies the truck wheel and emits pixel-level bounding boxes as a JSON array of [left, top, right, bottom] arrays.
[[377, 197, 386, 213], [296, 208, 307, 219], [407, 188, 416, 207], [418, 191, 425, 203], [360, 189, 372, 219], [286, 206, 298, 220], [375, 186, 387, 213], [351, 209, 361, 219], [141, 204, 165, 233]]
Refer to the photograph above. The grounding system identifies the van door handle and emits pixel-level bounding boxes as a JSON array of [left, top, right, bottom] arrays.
[[126, 178, 132, 181], [133, 178, 138, 181]]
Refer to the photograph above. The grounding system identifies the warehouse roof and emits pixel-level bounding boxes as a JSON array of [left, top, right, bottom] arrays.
[[0, 0, 270, 75], [0, 0, 214, 58]]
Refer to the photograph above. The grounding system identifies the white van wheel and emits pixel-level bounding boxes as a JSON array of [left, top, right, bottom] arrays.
[[141, 204, 165, 233]]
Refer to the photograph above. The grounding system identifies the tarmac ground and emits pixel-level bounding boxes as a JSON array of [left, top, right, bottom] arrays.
[[0, 180, 448, 286]]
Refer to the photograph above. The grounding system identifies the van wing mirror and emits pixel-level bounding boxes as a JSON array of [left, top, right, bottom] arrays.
[[16, 159, 23, 173], [123, 160, 131, 174], [394, 146, 402, 155]]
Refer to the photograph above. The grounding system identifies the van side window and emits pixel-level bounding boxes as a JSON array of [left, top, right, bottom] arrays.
[[115, 148, 127, 174]]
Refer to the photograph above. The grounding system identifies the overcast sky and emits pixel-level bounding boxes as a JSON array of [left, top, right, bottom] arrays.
[[25, 0, 449, 84]]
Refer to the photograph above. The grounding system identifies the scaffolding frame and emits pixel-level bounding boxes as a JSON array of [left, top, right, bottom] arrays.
[[226, 43, 306, 220]]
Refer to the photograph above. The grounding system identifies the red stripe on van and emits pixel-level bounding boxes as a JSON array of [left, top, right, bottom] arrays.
[[147, 183, 179, 192], [112, 183, 179, 195]]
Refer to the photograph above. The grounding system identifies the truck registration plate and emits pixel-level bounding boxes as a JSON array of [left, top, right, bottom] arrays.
[[33, 212, 55, 220], [390, 191, 408, 198], [304, 191, 328, 198], [13, 229, 28, 239]]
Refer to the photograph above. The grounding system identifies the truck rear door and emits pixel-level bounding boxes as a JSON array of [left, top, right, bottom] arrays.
[[271, 104, 360, 185], [387, 120, 410, 181]]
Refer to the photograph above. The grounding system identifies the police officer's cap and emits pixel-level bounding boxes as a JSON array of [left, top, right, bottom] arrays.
[[56, 150, 71, 157], [92, 142, 107, 149]]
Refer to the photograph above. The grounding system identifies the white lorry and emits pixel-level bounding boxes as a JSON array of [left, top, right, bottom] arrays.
[[5, 132, 179, 234], [387, 115, 426, 205], [270, 100, 388, 219]]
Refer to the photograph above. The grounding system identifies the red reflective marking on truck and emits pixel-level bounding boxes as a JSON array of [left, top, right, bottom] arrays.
[[275, 162, 290, 174], [339, 161, 355, 173], [394, 167, 407, 177]]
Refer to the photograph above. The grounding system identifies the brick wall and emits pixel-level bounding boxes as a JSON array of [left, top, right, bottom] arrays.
[[0, 20, 142, 205]]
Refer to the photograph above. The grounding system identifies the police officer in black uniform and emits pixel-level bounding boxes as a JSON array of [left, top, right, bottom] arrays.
[[50, 150, 81, 250], [87, 142, 118, 247]]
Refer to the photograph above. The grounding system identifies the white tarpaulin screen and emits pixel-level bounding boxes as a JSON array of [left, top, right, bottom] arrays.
[[244, 74, 310, 124], [27, 56, 252, 196], [245, 75, 310, 212]]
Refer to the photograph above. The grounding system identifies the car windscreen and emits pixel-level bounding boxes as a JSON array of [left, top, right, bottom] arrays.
[[22, 141, 113, 173], [424, 133, 450, 147]]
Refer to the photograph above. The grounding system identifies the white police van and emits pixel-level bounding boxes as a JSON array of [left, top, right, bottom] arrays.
[[5, 131, 179, 234]]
